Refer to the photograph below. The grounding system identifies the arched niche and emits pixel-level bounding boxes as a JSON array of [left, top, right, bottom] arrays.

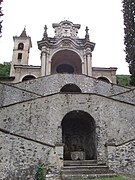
[[97, 76, 110, 83], [22, 75, 36, 82], [51, 50, 82, 74], [61, 110, 97, 160], [60, 84, 81, 93]]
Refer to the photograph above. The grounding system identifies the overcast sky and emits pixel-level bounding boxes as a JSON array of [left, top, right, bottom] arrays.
[[0, 0, 129, 74]]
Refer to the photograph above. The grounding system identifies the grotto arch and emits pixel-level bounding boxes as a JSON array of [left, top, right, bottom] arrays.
[[61, 110, 97, 160], [60, 84, 82, 93]]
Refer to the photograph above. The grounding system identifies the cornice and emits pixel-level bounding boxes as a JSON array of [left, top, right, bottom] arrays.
[[37, 37, 95, 51]]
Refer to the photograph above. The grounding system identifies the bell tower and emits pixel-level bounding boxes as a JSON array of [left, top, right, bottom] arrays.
[[10, 28, 32, 76]]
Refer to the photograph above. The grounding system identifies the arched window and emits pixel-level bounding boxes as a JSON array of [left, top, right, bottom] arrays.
[[97, 76, 110, 83], [22, 75, 36, 82], [18, 43, 24, 50], [60, 84, 81, 93]]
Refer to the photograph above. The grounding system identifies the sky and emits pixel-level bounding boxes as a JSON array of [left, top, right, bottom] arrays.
[[0, 0, 129, 74]]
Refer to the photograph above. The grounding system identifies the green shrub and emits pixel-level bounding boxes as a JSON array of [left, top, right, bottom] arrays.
[[35, 163, 46, 180]]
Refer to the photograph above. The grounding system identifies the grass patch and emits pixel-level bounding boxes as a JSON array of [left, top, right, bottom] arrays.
[[91, 176, 126, 180], [78, 176, 127, 180]]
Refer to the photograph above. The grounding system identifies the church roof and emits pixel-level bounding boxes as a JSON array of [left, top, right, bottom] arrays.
[[20, 27, 27, 37], [13, 27, 32, 47]]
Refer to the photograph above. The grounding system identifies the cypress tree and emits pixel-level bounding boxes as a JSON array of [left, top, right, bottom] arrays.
[[122, 0, 135, 85], [0, 0, 3, 37]]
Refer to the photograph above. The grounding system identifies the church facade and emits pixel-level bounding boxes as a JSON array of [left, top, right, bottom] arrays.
[[9, 20, 117, 83], [0, 21, 135, 179]]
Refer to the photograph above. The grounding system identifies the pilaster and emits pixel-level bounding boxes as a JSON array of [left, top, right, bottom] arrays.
[[41, 48, 50, 76], [86, 48, 92, 76], [41, 51, 46, 76]]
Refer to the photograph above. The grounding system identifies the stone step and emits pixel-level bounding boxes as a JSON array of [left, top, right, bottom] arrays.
[[61, 163, 116, 180], [64, 160, 97, 166], [62, 173, 116, 180], [62, 165, 114, 174]]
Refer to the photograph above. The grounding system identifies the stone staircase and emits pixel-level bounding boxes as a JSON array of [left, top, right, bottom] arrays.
[[61, 160, 116, 180]]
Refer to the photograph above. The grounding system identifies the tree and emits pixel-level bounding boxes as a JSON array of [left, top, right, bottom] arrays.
[[0, 0, 3, 37], [0, 62, 11, 77], [122, 0, 135, 85], [116, 75, 131, 86]]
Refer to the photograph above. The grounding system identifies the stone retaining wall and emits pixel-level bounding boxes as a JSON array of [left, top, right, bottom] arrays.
[[108, 140, 135, 174], [14, 74, 130, 97], [0, 82, 40, 107], [0, 93, 135, 177]]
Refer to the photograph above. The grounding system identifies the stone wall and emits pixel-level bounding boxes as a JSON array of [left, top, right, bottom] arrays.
[[1, 74, 133, 109], [0, 83, 4, 107], [14, 74, 130, 97], [0, 93, 135, 177], [0, 132, 53, 180], [0, 82, 40, 107], [110, 88, 135, 105], [108, 140, 135, 174]]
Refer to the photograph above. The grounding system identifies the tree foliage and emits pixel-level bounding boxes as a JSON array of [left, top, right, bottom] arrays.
[[0, 0, 3, 37], [116, 75, 131, 86], [122, 0, 135, 85], [0, 62, 11, 77]]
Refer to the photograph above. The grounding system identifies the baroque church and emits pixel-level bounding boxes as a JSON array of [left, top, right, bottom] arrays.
[[7, 20, 117, 83], [0, 20, 135, 179]]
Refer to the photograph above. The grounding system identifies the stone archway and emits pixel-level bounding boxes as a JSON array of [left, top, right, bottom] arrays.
[[61, 110, 97, 160]]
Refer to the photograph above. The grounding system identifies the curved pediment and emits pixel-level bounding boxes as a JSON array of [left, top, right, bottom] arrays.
[[52, 20, 80, 39]]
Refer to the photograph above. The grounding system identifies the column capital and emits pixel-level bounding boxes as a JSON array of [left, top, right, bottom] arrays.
[[41, 51, 48, 57], [41, 51, 45, 55], [86, 47, 92, 55]]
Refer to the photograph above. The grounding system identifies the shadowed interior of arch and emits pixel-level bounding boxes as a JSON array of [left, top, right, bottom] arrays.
[[22, 75, 36, 82], [61, 110, 97, 160], [18, 43, 24, 50], [56, 64, 74, 73], [60, 84, 81, 93], [97, 76, 110, 83], [51, 50, 82, 74]]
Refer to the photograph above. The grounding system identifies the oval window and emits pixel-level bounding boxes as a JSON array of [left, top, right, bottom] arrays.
[[56, 64, 74, 73]]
